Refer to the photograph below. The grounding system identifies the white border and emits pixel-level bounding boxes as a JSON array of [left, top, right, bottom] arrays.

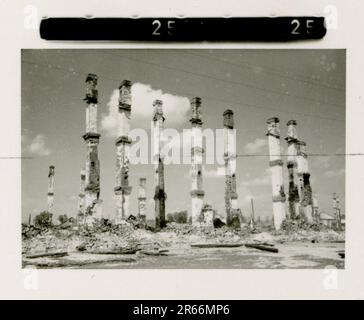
[[1, 0, 363, 299]]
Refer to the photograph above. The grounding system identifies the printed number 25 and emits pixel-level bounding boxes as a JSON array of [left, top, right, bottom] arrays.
[[152, 20, 175, 36], [291, 19, 314, 34]]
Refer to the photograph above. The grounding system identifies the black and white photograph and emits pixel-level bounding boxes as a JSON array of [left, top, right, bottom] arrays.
[[21, 49, 345, 269]]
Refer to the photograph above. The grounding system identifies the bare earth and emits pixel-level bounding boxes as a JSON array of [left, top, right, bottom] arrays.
[[76, 242, 344, 269], [22, 223, 345, 269]]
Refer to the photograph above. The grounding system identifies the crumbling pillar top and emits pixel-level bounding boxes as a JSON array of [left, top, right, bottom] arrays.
[[119, 79, 132, 89], [85, 73, 98, 83], [190, 97, 203, 124], [266, 116, 279, 124], [287, 119, 297, 126], [84, 73, 98, 104], [266, 117, 280, 137], [223, 109, 234, 128], [153, 99, 164, 120]]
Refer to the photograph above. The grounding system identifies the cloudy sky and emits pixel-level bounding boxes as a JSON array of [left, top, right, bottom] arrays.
[[21, 49, 345, 223]]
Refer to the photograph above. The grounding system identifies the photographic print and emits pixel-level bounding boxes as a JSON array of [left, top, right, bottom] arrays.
[[21, 49, 345, 269]]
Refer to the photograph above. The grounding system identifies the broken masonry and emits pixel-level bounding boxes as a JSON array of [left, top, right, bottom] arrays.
[[266, 117, 286, 231], [47, 165, 55, 213], [223, 109, 240, 227], [114, 80, 133, 224], [77, 168, 86, 222], [83, 73, 102, 221], [138, 177, 147, 221], [285, 120, 300, 219], [48, 73, 326, 231], [152, 99, 167, 229], [190, 97, 205, 225], [296, 140, 313, 223]]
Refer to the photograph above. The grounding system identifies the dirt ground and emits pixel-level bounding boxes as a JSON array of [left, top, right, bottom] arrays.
[[22, 222, 345, 269]]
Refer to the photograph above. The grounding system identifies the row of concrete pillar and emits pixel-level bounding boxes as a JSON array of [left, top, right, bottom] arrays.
[[71, 74, 242, 228], [74, 75, 169, 228], [44, 73, 317, 231]]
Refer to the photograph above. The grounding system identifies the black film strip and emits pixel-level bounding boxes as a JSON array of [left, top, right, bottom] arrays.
[[40, 17, 326, 41]]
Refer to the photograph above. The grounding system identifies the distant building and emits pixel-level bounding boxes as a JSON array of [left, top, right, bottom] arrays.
[[319, 212, 336, 228], [340, 214, 346, 230]]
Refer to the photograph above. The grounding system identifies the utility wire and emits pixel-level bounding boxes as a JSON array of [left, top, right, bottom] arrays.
[[236, 153, 357, 157], [180, 50, 344, 91], [102, 51, 344, 109], [21, 59, 344, 123]]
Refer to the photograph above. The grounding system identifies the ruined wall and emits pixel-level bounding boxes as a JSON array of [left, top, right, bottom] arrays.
[[312, 192, 319, 223], [201, 204, 214, 227], [77, 169, 86, 217], [85, 138, 100, 192], [85, 103, 98, 133], [223, 109, 239, 226], [83, 74, 102, 221], [153, 100, 166, 229], [190, 97, 205, 225], [297, 140, 313, 223], [285, 120, 300, 219], [138, 178, 147, 220], [47, 165, 55, 212], [115, 80, 133, 224], [266, 117, 286, 230]]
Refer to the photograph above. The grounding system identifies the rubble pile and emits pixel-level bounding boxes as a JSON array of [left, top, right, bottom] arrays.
[[22, 221, 252, 256], [22, 218, 345, 260], [280, 218, 327, 232], [22, 225, 42, 239], [163, 223, 249, 242], [275, 218, 344, 243]]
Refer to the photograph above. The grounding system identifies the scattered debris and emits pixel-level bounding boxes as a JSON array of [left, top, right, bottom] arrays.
[[281, 217, 327, 233], [191, 243, 244, 248], [245, 243, 278, 253], [22, 220, 344, 268], [213, 218, 226, 228], [252, 241, 275, 247], [139, 249, 169, 256], [89, 248, 138, 255], [26, 252, 68, 259], [23, 253, 137, 268], [337, 250, 345, 259]]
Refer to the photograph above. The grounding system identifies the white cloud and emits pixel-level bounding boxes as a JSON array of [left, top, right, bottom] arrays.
[[100, 89, 119, 137], [325, 168, 345, 178], [204, 166, 225, 178], [242, 175, 270, 187], [241, 168, 271, 187], [243, 138, 267, 154], [101, 83, 190, 137], [26, 134, 51, 156]]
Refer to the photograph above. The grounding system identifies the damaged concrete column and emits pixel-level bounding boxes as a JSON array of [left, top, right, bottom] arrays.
[[77, 168, 86, 218], [152, 100, 166, 229], [223, 109, 239, 226], [296, 141, 313, 223], [312, 192, 319, 223], [47, 165, 55, 213], [332, 193, 341, 230], [115, 80, 133, 224], [201, 204, 214, 227], [190, 97, 205, 225], [285, 120, 300, 219], [266, 117, 286, 230], [138, 177, 147, 221], [83, 73, 102, 221]]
